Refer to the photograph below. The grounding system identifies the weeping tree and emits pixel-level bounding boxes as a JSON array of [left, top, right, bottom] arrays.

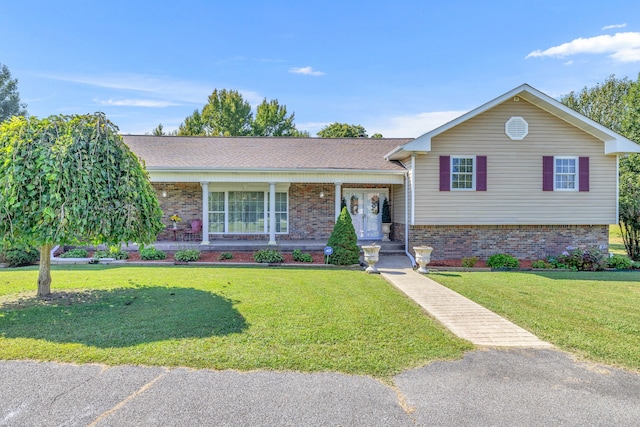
[[0, 113, 164, 296]]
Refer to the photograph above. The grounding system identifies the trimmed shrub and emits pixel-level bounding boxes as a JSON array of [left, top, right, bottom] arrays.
[[254, 249, 284, 263], [532, 260, 553, 269], [461, 256, 478, 268], [486, 253, 520, 269], [175, 249, 201, 262], [292, 249, 313, 263], [326, 207, 360, 265], [556, 246, 607, 271], [93, 246, 129, 260], [218, 252, 233, 260], [381, 198, 392, 223], [139, 246, 167, 260], [0, 246, 38, 267], [607, 254, 633, 270], [59, 248, 88, 258]]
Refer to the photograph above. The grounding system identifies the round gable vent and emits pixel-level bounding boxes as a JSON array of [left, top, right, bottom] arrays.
[[505, 116, 528, 140]]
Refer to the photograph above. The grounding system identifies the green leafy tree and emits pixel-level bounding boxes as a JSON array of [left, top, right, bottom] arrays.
[[561, 73, 640, 259], [177, 109, 206, 136], [177, 89, 307, 137], [0, 113, 164, 296], [326, 207, 360, 265], [317, 122, 368, 138], [371, 133, 384, 139], [152, 123, 165, 136], [251, 98, 297, 136], [560, 75, 633, 133], [618, 170, 640, 260], [0, 63, 27, 123], [201, 89, 252, 136]]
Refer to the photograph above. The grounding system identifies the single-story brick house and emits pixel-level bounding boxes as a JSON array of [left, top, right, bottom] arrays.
[[123, 84, 640, 260]]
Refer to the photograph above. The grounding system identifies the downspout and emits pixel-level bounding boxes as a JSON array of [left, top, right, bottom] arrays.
[[404, 168, 416, 267], [616, 155, 620, 223]]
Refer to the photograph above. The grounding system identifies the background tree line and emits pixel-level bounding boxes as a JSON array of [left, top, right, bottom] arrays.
[[152, 88, 382, 138], [560, 74, 640, 260]]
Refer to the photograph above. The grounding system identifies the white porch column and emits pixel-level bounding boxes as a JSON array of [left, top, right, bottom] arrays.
[[200, 182, 210, 245], [268, 182, 277, 245], [334, 182, 342, 220]]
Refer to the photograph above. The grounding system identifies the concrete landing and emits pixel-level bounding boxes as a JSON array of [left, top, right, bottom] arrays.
[[376, 256, 553, 348]]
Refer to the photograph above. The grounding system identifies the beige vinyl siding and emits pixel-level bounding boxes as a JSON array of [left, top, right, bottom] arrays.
[[391, 156, 411, 224], [414, 99, 617, 225]]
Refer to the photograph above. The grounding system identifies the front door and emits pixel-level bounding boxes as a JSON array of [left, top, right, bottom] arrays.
[[343, 189, 387, 240]]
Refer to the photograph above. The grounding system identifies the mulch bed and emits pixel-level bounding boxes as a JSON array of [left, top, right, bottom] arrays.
[[430, 259, 533, 268], [78, 250, 534, 268], [116, 251, 327, 264]]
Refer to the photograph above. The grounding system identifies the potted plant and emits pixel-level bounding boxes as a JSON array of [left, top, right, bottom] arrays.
[[381, 197, 392, 241], [170, 214, 182, 229]]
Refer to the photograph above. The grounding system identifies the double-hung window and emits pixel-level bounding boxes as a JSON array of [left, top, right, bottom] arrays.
[[440, 155, 487, 191], [451, 156, 475, 190], [554, 157, 577, 190], [543, 156, 589, 192]]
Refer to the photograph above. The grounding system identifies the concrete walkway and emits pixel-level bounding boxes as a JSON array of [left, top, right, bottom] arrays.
[[376, 255, 553, 348]]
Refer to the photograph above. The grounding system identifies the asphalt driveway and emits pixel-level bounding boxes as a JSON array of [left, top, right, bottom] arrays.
[[2, 348, 640, 426]]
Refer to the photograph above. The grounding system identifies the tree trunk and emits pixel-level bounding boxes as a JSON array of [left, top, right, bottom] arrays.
[[37, 244, 52, 297]]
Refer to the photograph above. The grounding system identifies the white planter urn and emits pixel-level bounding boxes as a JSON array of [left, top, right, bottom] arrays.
[[414, 246, 433, 274], [361, 243, 381, 274], [381, 223, 392, 241]]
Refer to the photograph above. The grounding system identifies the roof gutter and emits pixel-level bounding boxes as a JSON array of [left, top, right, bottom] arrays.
[[145, 167, 407, 174]]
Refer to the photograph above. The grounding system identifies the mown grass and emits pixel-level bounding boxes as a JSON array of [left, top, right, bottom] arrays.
[[609, 223, 626, 255], [431, 271, 640, 371], [0, 265, 472, 379]]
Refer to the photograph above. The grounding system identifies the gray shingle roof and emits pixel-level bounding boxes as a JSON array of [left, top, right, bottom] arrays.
[[123, 135, 410, 171]]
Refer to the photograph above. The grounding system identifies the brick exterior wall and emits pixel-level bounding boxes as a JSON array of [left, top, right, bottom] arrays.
[[153, 183, 202, 241], [153, 182, 606, 259], [153, 182, 395, 242], [407, 224, 609, 261], [287, 183, 336, 239]]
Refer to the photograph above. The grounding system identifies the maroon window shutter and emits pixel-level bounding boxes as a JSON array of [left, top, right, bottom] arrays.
[[440, 156, 450, 191], [542, 156, 554, 191], [579, 157, 589, 192], [476, 156, 487, 191]]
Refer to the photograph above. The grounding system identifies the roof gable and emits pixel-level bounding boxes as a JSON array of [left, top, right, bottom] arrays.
[[386, 84, 640, 159]]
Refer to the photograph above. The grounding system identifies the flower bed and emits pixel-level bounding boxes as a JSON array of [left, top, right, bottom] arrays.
[[124, 251, 327, 264]]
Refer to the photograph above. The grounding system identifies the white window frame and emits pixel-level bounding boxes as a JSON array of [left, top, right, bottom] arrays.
[[272, 192, 288, 233], [208, 189, 289, 234], [451, 156, 476, 191], [554, 156, 579, 192]]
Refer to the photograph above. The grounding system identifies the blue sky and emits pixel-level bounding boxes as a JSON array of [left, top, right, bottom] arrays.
[[3, 0, 640, 137]]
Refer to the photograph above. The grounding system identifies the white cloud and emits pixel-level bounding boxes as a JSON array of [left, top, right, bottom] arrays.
[[42, 73, 214, 104], [289, 66, 326, 76], [365, 111, 467, 138], [97, 98, 179, 108], [602, 23, 627, 30], [526, 32, 640, 63]]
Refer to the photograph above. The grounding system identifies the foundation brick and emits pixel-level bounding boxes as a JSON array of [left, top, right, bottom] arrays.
[[406, 224, 609, 261]]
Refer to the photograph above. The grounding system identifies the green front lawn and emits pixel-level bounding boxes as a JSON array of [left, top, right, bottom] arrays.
[[609, 224, 626, 255], [432, 271, 640, 371], [0, 265, 471, 379]]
